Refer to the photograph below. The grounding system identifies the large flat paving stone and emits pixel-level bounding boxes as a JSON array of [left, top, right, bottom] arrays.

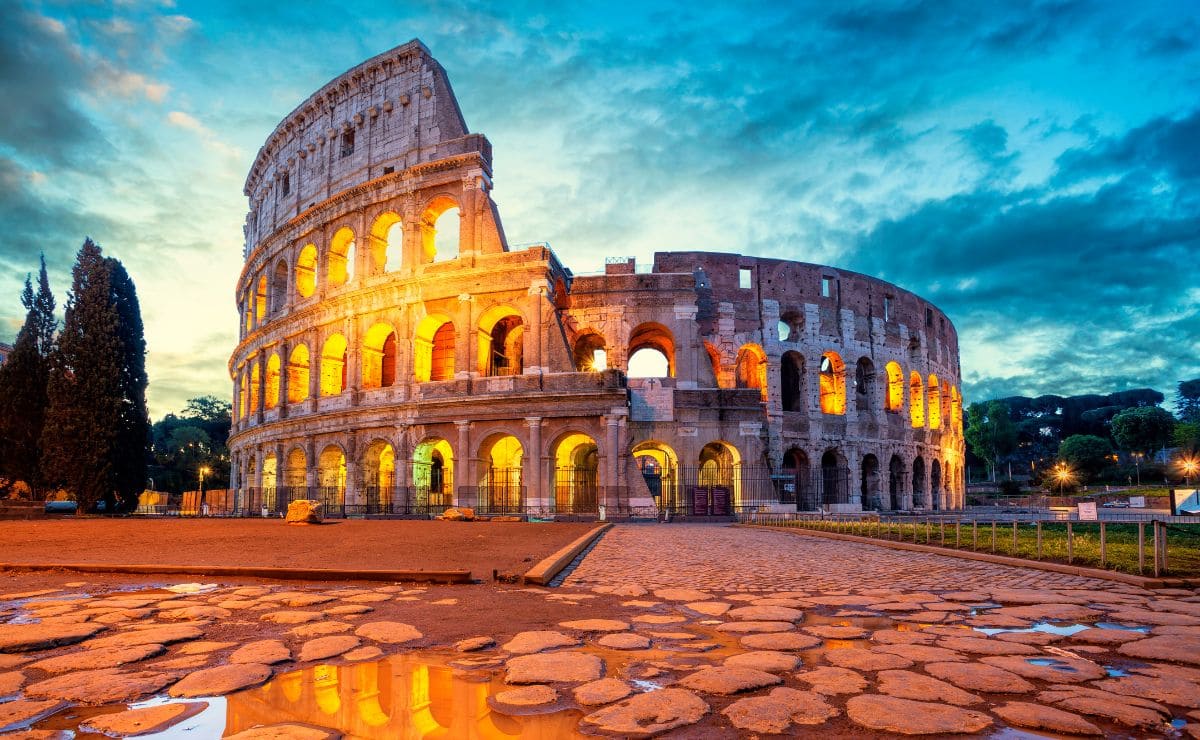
[[559, 619, 629, 632], [722, 650, 800, 673], [795, 666, 867, 695], [992, 701, 1102, 736], [501, 631, 580, 654], [0, 699, 67, 734], [721, 687, 838, 733], [846, 694, 993, 735], [87, 624, 203, 649], [297, 636, 360, 662], [28, 644, 166, 674], [580, 688, 708, 738], [25, 668, 178, 705], [677, 665, 781, 695], [739, 632, 821, 651], [169, 663, 272, 697], [876, 669, 983, 706], [824, 648, 913, 671], [505, 651, 604, 684], [230, 640, 291, 665], [980, 654, 1106, 682], [353, 621, 422, 644], [924, 661, 1035, 694], [574, 678, 632, 706], [1117, 634, 1200, 664], [0, 623, 106, 653], [80, 701, 208, 736], [726, 605, 804, 622]]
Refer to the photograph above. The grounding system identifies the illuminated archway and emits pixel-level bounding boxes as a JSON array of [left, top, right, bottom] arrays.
[[628, 322, 675, 378], [928, 374, 941, 430], [319, 334, 347, 396], [295, 243, 317, 298], [477, 305, 523, 377], [413, 438, 454, 507], [318, 446, 347, 508], [363, 440, 395, 512], [369, 211, 402, 275], [735, 344, 767, 401], [819, 352, 846, 415], [573, 332, 607, 372], [633, 441, 679, 509], [264, 352, 280, 410], [909, 371, 926, 428], [261, 454, 277, 490], [287, 344, 310, 404], [478, 434, 523, 512], [327, 226, 355, 287], [414, 314, 455, 382], [362, 322, 397, 390], [284, 448, 307, 489], [553, 433, 599, 512], [951, 386, 962, 431], [421, 196, 460, 263], [254, 274, 267, 324], [698, 441, 740, 488], [884, 361, 904, 412], [248, 361, 261, 415]]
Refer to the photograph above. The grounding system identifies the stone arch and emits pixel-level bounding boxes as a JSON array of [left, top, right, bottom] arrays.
[[552, 432, 599, 512], [248, 360, 261, 415], [913, 455, 927, 507], [477, 304, 524, 377], [940, 383, 951, 432], [319, 333, 348, 396], [262, 452, 277, 490], [820, 449, 849, 505], [633, 440, 679, 509], [478, 433, 524, 512], [287, 344, 310, 404], [573, 331, 607, 372], [317, 445, 347, 507], [779, 309, 804, 342], [628, 322, 675, 378], [413, 437, 454, 506], [782, 448, 814, 510], [735, 344, 768, 401], [884, 361, 904, 413], [928, 374, 941, 430], [327, 226, 355, 287], [703, 341, 723, 387], [780, 350, 806, 412], [421, 195, 462, 263], [295, 243, 318, 299], [930, 458, 942, 510], [861, 453, 881, 510], [855, 356, 876, 413], [368, 210, 403, 275], [264, 352, 281, 410], [414, 314, 455, 382], [362, 439, 396, 508], [284, 447, 307, 489], [909, 371, 926, 428], [698, 440, 740, 487], [362, 322, 398, 390], [254, 274, 268, 324], [819, 351, 846, 415], [271, 259, 288, 314], [888, 454, 905, 510]]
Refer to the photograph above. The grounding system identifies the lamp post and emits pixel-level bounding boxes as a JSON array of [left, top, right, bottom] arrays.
[[1054, 462, 1072, 495], [1133, 452, 1143, 487], [1181, 457, 1198, 488], [199, 465, 211, 496]]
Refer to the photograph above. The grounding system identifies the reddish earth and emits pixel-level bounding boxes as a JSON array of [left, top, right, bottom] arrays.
[[0, 519, 597, 578]]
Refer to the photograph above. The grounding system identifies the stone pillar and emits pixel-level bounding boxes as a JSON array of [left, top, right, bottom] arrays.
[[255, 357, 266, 425], [527, 280, 546, 375], [274, 443, 285, 493], [457, 293, 474, 378], [525, 417, 544, 512], [229, 451, 240, 491], [455, 421, 472, 505], [308, 328, 320, 412], [305, 441, 317, 494], [604, 415, 620, 507], [344, 435, 361, 510], [395, 424, 412, 508], [347, 317, 361, 404], [277, 339, 290, 419]]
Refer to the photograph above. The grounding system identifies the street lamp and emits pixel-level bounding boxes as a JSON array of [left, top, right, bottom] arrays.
[[199, 465, 211, 495], [1054, 462, 1073, 495], [1132, 452, 1143, 487], [1180, 457, 1199, 488]]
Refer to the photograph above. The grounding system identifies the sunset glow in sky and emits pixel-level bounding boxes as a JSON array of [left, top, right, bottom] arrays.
[[1, 0, 1197, 417]]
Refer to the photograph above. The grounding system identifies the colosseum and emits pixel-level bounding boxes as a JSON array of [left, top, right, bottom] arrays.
[[228, 40, 965, 519]]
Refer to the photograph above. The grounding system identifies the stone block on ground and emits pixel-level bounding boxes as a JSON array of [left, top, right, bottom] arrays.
[[285, 500, 322, 524]]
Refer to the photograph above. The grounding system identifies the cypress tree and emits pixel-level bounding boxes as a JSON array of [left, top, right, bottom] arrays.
[[42, 239, 123, 512], [106, 257, 149, 511], [0, 256, 55, 496]]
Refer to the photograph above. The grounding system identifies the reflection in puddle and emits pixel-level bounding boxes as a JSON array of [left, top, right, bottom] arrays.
[[974, 621, 1090, 637], [1094, 621, 1151, 633], [1025, 657, 1077, 672]]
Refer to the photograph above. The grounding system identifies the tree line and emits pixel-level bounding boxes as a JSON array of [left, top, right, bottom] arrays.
[[0, 240, 149, 512], [965, 381, 1200, 487]]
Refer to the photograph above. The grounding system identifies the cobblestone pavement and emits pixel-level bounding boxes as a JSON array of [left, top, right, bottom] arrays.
[[563, 524, 1115, 591]]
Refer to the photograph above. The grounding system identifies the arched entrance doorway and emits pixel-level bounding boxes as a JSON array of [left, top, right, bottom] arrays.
[[633, 441, 678, 513], [693, 441, 740, 516], [888, 455, 906, 510], [413, 439, 454, 511], [317, 445, 346, 516], [363, 441, 395, 514], [479, 434, 523, 513], [913, 456, 927, 509], [930, 459, 942, 511], [861, 454, 881, 510], [553, 433, 599, 513], [782, 448, 815, 510], [820, 450, 850, 506]]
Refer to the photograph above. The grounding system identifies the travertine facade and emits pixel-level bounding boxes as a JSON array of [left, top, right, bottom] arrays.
[[228, 40, 965, 517]]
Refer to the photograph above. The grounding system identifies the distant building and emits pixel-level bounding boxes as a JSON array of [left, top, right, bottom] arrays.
[[0, 341, 11, 367]]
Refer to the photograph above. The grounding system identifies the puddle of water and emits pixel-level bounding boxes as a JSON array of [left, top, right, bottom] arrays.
[[163, 583, 220, 594], [974, 621, 1089, 637], [1105, 666, 1129, 677], [1172, 718, 1188, 729], [1025, 657, 1078, 672], [1094, 621, 1151, 633]]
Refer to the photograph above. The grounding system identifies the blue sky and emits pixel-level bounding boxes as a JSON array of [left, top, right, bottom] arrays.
[[1, 0, 1197, 417]]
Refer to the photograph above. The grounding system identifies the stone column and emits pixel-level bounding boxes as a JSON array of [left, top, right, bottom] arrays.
[[308, 328, 320, 412], [525, 417, 543, 512], [278, 339, 290, 419], [347, 317, 361, 405], [229, 451, 240, 492], [344, 435, 360, 511], [255, 357, 266, 425], [455, 421, 472, 506], [604, 415, 620, 507], [527, 283, 545, 374], [457, 293, 474, 378], [395, 424, 412, 509], [305, 441, 317, 495]]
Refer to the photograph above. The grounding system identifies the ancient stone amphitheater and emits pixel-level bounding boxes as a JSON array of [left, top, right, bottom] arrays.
[[228, 40, 965, 519]]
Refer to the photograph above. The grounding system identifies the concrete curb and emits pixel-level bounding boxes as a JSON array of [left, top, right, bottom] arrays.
[[523, 523, 612, 586], [0, 562, 473, 584], [739, 524, 1198, 589]]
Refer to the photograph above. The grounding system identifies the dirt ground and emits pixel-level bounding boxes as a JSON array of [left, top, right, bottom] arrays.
[[0, 518, 597, 578]]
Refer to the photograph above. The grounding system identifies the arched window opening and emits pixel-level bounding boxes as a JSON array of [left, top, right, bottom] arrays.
[[782, 448, 813, 510], [821, 450, 849, 505], [861, 454, 881, 510], [414, 315, 455, 382], [573, 333, 607, 372], [327, 226, 355, 287], [909, 371, 926, 428], [264, 353, 281, 410], [633, 441, 679, 510], [284, 448, 307, 490], [320, 334, 348, 396], [262, 454, 277, 491], [884, 361, 904, 413], [855, 357, 875, 413], [254, 275, 268, 325], [362, 323, 398, 390], [628, 323, 675, 378], [237, 371, 247, 420], [951, 386, 962, 431], [420, 196, 460, 263], [295, 244, 318, 299], [271, 260, 288, 314], [928, 374, 941, 430], [479, 434, 523, 513], [487, 315, 524, 376], [369, 211, 402, 275], [249, 362, 261, 415], [554, 433, 599, 513], [779, 310, 803, 342], [363, 441, 395, 512], [913, 456, 927, 508], [735, 344, 767, 401], [318, 446, 347, 510], [819, 352, 846, 415], [703, 341, 723, 387], [698, 441, 741, 510], [930, 459, 942, 510], [413, 439, 454, 508], [780, 351, 805, 412], [888, 455, 905, 510], [287, 344, 310, 404]]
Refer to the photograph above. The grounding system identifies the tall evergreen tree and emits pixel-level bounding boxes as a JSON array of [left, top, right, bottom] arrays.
[[42, 239, 123, 511], [106, 258, 149, 511], [0, 256, 56, 496]]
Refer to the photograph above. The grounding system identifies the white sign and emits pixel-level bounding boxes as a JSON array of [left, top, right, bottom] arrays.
[[1077, 501, 1098, 521], [1129, 496, 1146, 509]]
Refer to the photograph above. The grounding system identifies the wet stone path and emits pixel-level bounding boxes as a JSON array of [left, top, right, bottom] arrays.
[[1, 523, 1200, 737]]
